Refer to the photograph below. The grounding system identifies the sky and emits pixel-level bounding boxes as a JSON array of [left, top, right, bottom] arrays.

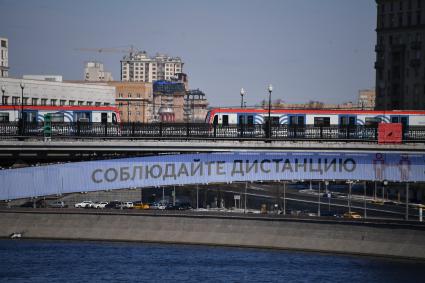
[[0, 0, 377, 107]]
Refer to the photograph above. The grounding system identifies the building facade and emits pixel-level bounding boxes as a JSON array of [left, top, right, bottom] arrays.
[[107, 82, 153, 123], [121, 51, 183, 82], [152, 81, 186, 122], [358, 89, 376, 110], [0, 37, 8, 78], [375, 0, 425, 110], [0, 77, 115, 107], [84, 61, 113, 82], [185, 89, 209, 122]]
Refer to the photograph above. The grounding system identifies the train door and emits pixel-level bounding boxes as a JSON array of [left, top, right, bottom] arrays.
[[288, 115, 305, 137], [391, 115, 409, 137], [101, 113, 108, 124], [339, 115, 356, 127], [23, 111, 37, 123], [222, 115, 229, 126], [339, 115, 357, 138], [390, 115, 408, 127]]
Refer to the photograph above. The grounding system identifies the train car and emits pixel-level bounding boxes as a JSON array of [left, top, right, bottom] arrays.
[[0, 105, 121, 123], [205, 108, 425, 128]]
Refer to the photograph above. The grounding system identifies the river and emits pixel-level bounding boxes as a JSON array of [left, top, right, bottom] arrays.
[[1, 240, 425, 282]]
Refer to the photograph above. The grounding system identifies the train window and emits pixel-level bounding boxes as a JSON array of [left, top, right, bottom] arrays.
[[75, 112, 90, 122], [238, 116, 245, 125], [365, 117, 381, 127], [222, 115, 229, 126], [314, 117, 330, 127], [112, 113, 117, 124], [289, 116, 304, 126], [247, 116, 254, 125], [213, 115, 218, 125], [51, 113, 64, 123], [0, 112, 9, 122]]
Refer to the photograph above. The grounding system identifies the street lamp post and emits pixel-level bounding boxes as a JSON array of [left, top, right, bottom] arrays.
[[19, 82, 25, 135], [20, 82, 25, 119], [325, 181, 330, 211], [267, 84, 273, 139], [240, 88, 245, 108], [1, 86, 5, 105]]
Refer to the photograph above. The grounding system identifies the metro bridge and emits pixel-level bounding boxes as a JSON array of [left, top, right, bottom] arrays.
[[0, 122, 424, 205]]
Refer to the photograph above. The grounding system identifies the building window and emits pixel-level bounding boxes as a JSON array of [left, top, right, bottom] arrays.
[[60, 100, 66, 106], [104, 103, 110, 106], [31, 98, 38, 105], [12, 97, 19, 105], [87, 101, 92, 106], [51, 99, 57, 106], [69, 100, 75, 106], [78, 101, 84, 106], [41, 99, 48, 106], [95, 102, 101, 106]]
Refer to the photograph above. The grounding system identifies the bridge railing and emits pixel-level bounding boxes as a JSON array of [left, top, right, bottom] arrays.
[[1, 122, 425, 142]]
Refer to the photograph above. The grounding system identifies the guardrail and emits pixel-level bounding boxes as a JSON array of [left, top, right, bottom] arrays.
[[0, 122, 424, 142]]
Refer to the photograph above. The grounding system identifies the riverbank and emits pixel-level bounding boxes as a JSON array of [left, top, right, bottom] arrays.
[[1, 210, 425, 260]]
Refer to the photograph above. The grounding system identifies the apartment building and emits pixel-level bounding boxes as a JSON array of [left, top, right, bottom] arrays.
[[120, 51, 183, 82], [84, 61, 113, 82]]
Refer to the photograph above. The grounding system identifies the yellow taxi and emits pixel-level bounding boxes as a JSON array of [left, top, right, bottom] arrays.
[[343, 212, 362, 219], [133, 202, 150, 210]]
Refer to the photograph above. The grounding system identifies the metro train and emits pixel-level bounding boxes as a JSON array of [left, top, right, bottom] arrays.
[[205, 108, 425, 127], [0, 105, 121, 123]]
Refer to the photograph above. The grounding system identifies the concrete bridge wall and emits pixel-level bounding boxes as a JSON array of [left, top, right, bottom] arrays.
[[1, 211, 425, 260]]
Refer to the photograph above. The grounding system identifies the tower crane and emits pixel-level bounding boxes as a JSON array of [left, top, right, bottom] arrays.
[[74, 45, 137, 58]]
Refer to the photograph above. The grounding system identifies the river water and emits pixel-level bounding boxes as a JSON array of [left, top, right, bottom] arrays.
[[0, 240, 424, 282]]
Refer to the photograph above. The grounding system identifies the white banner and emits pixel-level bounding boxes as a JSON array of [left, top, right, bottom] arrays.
[[0, 151, 424, 200]]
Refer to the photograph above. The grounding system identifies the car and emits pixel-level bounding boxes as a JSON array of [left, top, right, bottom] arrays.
[[116, 201, 133, 209], [48, 201, 67, 208], [93, 201, 109, 209], [371, 199, 385, 205], [133, 201, 150, 210], [343, 212, 362, 219], [104, 201, 122, 209], [123, 202, 133, 209], [148, 202, 160, 210], [19, 199, 47, 208], [177, 202, 192, 210], [74, 201, 94, 208], [158, 203, 167, 210]]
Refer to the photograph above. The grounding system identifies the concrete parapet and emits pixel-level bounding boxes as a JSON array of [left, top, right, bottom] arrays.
[[1, 211, 425, 260]]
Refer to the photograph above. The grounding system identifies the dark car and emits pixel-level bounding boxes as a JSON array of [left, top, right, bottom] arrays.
[[48, 201, 68, 208], [104, 201, 122, 209], [19, 199, 47, 208], [177, 202, 192, 210]]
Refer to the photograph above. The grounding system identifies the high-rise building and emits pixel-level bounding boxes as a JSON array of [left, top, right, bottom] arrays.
[[120, 51, 183, 82], [84, 61, 113, 82], [0, 37, 9, 78], [375, 0, 425, 110]]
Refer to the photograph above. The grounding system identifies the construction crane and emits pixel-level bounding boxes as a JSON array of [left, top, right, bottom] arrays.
[[74, 45, 137, 58]]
